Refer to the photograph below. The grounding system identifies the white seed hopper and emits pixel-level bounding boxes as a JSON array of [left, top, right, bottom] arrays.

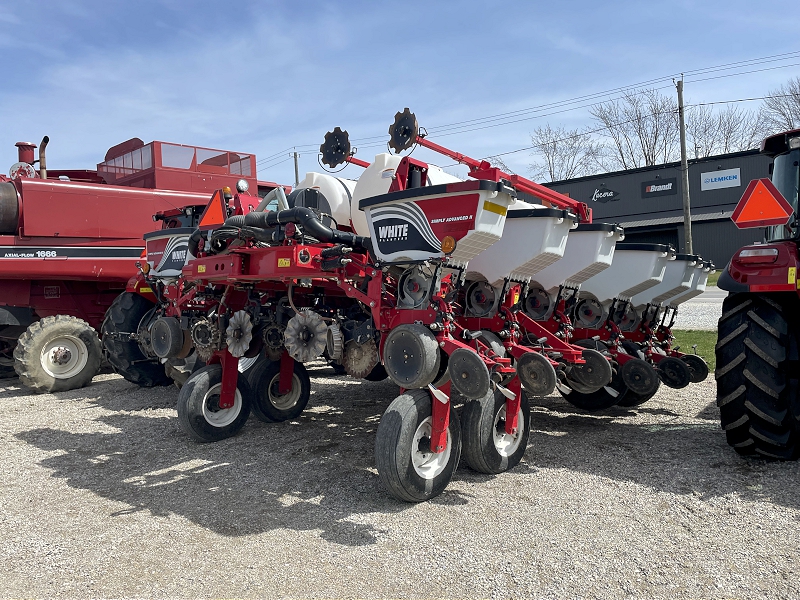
[[530, 223, 624, 292], [572, 243, 673, 329], [667, 260, 715, 307], [350, 153, 461, 237], [629, 254, 700, 309], [465, 202, 578, 287], [359, 179, 514, 265]]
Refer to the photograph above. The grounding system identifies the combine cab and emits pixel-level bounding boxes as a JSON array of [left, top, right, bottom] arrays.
[[0, 137, 282, 392], [715, 129, 800, 458]]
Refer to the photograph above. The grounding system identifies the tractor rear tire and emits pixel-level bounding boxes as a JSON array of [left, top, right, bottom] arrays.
[[14, 316, 102, 393], [101, 292, 172, 387], [715, 293, 800, 459]]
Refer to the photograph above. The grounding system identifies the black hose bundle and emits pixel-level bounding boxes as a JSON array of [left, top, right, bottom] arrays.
[[187, 207, 371, 257]]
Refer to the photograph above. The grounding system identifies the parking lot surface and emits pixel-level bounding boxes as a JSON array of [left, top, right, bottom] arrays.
[[2, 365, 799, 599]]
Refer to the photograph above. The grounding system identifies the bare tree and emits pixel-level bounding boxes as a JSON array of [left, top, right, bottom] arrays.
[[589, 89, 679, 170], [684, 103, 763, 158], [484, 155, 515, 174], [761, 77, 800, 132], [528, 124, 602, 182]]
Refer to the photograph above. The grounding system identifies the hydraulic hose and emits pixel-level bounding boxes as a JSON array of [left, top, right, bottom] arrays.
[[187, 207, 371, 256]]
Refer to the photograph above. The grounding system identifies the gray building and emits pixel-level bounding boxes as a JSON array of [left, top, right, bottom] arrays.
[[542, 150, 771, 267]]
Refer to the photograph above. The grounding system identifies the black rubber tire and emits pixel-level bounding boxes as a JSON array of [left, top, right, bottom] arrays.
[[101, 292, 172, 387], [0, 364, 17, 380], [681, 354, 710, 383], [364, 363, 389, 382], [656, 356, 692, 389], [375, 389, 461, 502], [248, 358, 311, 423], [715, 293, 800, 458], [615, 357, 660, 407], [383, 324, 441, 389], [461, 388, 530, 474], [558, 380, 622, 411], [177, 364, 252, 442], [14, 316, 102, 393], [479, 330, 506, 358]]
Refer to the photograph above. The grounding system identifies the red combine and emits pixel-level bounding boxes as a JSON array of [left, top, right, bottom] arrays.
[[0, 137, 282, 392], [715, 129, 800, 458]]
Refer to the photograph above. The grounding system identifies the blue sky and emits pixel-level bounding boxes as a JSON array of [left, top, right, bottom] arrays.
[[2, 0, 799, 185]]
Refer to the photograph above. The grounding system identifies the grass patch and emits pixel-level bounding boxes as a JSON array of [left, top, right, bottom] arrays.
[[706, 270, 721, 287], [671, 329, 716, 370]]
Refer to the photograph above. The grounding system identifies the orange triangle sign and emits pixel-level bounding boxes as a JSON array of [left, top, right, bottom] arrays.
[[731, 178, 794, 229], [198, 190, 228, 229]]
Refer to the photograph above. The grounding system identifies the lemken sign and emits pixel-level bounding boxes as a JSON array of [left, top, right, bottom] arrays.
[[701, 167, 741, 191], [641, 177, 677, 198]]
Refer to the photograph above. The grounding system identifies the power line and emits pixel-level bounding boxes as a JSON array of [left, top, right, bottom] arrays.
[[257, 51, 800, 170]]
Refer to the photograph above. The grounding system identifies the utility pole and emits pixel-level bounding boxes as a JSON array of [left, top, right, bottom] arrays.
[[292, 151, 300, 187], [676, 76, 693, 254]]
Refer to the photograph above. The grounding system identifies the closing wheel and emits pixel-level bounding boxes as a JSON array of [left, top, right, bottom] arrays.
[[681, 354, 709, 383], [559, 368, 625, 411], [247, 358, 311, 423], [516, 351, 557, 396], [462, 388, 530, 474], [375, 389, 461, 502], [383, 324, 440, 389], [620, 358, 661, 397], [566, 347, 612, 393], [176, 364, 252, 442], [656, 356, 692, 389], [14, 315, 102, 393], [479, 330, 506, 358], [448, 348, 491, 399]]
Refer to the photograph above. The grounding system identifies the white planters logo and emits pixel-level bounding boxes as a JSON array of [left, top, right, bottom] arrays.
[[378, 223, 408, 241]]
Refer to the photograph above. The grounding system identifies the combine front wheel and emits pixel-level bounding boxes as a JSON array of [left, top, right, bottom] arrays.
[[461, 388, 530, 474], [375, 390, 461, 502], [715, 293, 800, 458], [14, 316, 102, 393]]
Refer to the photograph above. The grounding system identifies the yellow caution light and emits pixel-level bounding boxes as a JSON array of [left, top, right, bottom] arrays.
[[222, 186, 233, 199], [441, 235, 457, 255], [141, 261, 150, 275]]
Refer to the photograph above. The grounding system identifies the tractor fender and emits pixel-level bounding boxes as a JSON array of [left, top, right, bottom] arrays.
[[722, 241, 800, 294]]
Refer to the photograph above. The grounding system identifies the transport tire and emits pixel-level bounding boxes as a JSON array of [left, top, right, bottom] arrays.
[[177, 364, 252, 442], [14, 315, 102, 393], [247, 358, 311, 423], [101, 292, 172, 387], [715, 293, 800, 459], [375, 389, 461, 502], [461, 388, 530, 474]]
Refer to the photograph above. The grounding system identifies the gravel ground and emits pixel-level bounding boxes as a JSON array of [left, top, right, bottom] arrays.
[[2, 365, 800, 599], [671, 287, 724, 331]]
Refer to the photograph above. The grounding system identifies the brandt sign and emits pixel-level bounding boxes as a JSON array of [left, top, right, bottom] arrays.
[[701, 167, 741, 191], [641, 177, 677, 198], [590, 185, 620, 203]]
